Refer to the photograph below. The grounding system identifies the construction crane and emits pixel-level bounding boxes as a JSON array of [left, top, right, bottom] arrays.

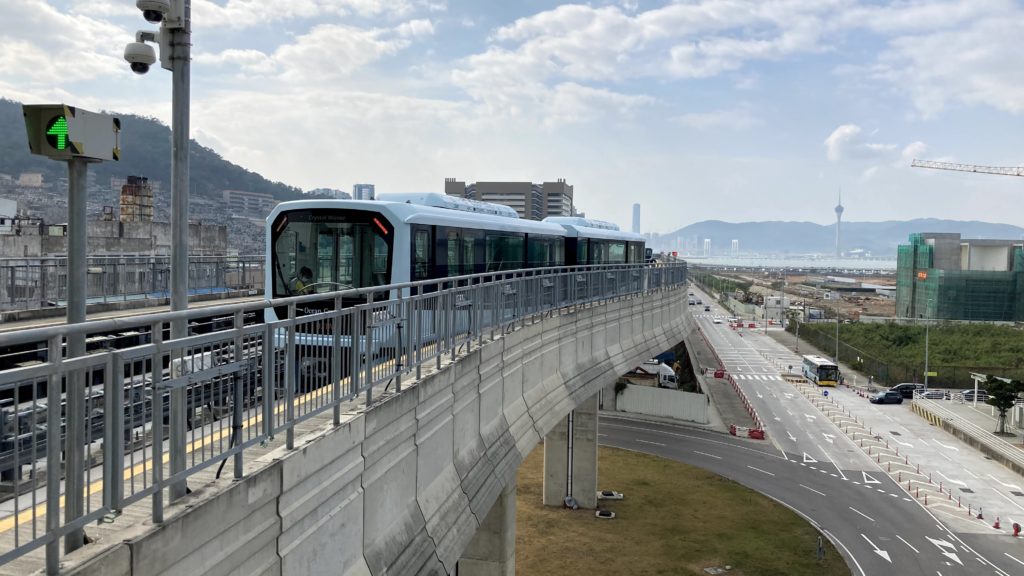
[[911, 159, 1024, 177]]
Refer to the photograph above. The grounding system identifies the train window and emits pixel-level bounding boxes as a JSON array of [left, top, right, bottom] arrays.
[[413, 229, 431, 281], [486, 234, 524, 271], [446, 230, 460, 277], [590, 240, 607, 264], [609, 241, 626, 263], [578, 239, 588, 266]]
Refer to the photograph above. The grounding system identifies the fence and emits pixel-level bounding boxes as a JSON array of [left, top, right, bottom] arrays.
[[615, 384, 708, 423], [0, 256, 265, 312], [0, 262, 687, 572], [792, 322, 1024, 387]]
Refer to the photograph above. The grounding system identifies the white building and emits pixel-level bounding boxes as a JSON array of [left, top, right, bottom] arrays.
[[353, 184, 375, 200]]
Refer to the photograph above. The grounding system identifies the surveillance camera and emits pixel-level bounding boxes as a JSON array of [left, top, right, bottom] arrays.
[[137, 0, 170, 24], [124, 41, 157, 74]]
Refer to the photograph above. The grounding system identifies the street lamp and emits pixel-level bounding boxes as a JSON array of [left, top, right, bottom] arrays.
[[124, 0, 191, 508], [923, 298, 933, 389]]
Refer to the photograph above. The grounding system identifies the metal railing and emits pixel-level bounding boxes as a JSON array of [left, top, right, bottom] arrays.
[[0, 262, 686, 572], [0, 256, 266, 312]]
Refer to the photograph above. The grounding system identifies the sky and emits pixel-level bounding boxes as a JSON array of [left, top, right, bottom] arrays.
[[3, 0, 1024, 235]]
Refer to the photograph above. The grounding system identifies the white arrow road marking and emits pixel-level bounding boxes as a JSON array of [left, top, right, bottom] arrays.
[[925, 537, 963, 566], [803, 452, 818, 463], [893, 438, 914, 448], [756, 391, 763, 398], [747, 465, 775, 476], [860, 534, 891, 563], [774, 416, 782, 422], [936, 471, 966, 486], [784, 393, 794, 399], [896, 535, 919, 554], [822, 433, 836, 444], [693, 450, 722, 459], [988, 475, 1023, 491], [862, 472, 881, 485], [933, 439, 960, 451], [635, 440, 665, 446], [787, 431, 797, 442], [804, 413, 817, 421]]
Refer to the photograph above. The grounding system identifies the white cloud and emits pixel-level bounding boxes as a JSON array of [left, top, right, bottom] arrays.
[[191, 0, 444, 30], [824, 124, 899, 162], [0, 0, 129, 85], [672, 108, 761, 131]]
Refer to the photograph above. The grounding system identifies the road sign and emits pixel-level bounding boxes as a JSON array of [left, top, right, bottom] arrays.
[[823, 390, 829, 397], [23, 104, 121, 161], [925, 371, 937, 377]]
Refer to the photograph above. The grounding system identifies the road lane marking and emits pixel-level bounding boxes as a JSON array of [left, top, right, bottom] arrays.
[[635, 439, 665, 446], [925, 537, 963, 566], [693, 450, 722, 459], [896, 535, 920, 553], [823, 529, 866, 576], [800, 484, 826, 497], [860, 533, 891, 562], [936, 471, 966, 486], [818, 443, 848, 480], [987, 475, 1022, 491], [849, 507, 876, 522], [747, 465, 775, 476], [1005, 553, 1024, 567], [932, 439, 959, 451], [862, 471, 880, 484]]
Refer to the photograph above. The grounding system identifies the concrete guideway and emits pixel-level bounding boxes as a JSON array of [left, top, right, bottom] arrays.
[[0, 275, 691, 575]]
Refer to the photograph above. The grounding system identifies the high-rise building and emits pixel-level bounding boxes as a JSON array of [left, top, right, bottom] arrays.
[[835, 189, 844, 257], [444, 178, 575, 220], [896, 232, 1024, 321], [632, 203, 640, 234], [353, 184, 375, 200], [703, 238, 711, 257], [731, 239, 739, 255]]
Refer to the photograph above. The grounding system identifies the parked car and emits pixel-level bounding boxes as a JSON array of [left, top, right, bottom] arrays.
[[919, 389, 950, 400], [696, 299, 703, 305], [704, 305, 711, 312], [870, 391, 904, 405], [890, 383, 924, 399], [960, 389, 989, 402]]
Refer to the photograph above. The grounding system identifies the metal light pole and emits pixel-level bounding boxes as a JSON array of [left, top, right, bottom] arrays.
[[834, 302, 840, 365], [923, 298, 933, 389], [168, 1, 191, 503]]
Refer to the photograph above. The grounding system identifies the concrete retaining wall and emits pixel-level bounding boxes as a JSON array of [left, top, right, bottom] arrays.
[[65, 288, 689, 576], [616, 384, 709, 423]]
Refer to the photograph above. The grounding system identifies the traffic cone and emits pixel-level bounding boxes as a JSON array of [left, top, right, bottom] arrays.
[[994, 517, 1001, 530]]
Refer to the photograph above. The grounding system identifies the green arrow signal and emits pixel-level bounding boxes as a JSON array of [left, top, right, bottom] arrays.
[[45, 115, 69, 150]]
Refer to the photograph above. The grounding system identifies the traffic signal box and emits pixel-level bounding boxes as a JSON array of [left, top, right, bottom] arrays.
[[23, 104, 121, 162]]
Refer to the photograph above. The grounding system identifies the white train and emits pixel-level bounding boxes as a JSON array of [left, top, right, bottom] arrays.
[[264, 192, 644, 318]]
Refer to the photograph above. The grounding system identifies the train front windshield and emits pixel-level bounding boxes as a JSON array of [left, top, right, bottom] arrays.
[[271, 209, 393, 298]]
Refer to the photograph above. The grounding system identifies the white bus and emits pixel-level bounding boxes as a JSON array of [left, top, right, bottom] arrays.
[[802, 355, 839, 387]]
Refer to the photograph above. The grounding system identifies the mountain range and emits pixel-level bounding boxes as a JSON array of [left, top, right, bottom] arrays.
[[664, 219, 1024, 257], [0, 98, 302, 203]]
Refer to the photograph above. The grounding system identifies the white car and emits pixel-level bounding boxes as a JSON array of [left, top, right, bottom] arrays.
[[713, 317, 722, 324]]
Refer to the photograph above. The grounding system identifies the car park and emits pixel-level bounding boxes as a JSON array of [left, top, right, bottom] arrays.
[[890, 383, 924, 399], [870, 391, 904, 405]]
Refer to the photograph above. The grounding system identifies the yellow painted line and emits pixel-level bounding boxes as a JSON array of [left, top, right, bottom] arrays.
[[0, 373, 351, 536]]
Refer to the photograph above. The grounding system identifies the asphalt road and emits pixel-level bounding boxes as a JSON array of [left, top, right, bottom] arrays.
[[599, 414, 1020, 576]]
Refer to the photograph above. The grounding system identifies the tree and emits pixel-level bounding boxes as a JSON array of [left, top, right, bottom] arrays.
[[984, 376, 1024, 435]]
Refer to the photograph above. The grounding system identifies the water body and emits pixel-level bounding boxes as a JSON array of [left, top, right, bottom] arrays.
[[684, 256, 897, 271]]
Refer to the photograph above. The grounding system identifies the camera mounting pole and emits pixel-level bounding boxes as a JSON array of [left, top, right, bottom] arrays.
[[167, 0, 191, 506]]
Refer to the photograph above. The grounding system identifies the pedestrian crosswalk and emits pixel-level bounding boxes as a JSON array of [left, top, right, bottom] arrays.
[[732, 373, 785, 382]]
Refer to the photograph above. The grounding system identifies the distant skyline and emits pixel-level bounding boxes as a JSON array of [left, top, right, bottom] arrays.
[[3, 1, 1024, 234]]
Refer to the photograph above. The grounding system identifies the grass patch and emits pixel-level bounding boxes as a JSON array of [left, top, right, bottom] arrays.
[[516, 445, 850, 576]]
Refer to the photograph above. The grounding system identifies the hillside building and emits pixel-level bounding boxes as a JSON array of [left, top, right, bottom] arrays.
[[353, 184, 375, 200], [896, 232, 1024, 321], [222, 189, 278, 220]]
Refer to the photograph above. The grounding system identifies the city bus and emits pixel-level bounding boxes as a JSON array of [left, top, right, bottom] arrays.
[[802, 355, 840, 387]]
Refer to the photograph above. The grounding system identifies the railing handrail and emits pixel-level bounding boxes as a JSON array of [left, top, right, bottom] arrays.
[[0, 263, 663, 346]]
